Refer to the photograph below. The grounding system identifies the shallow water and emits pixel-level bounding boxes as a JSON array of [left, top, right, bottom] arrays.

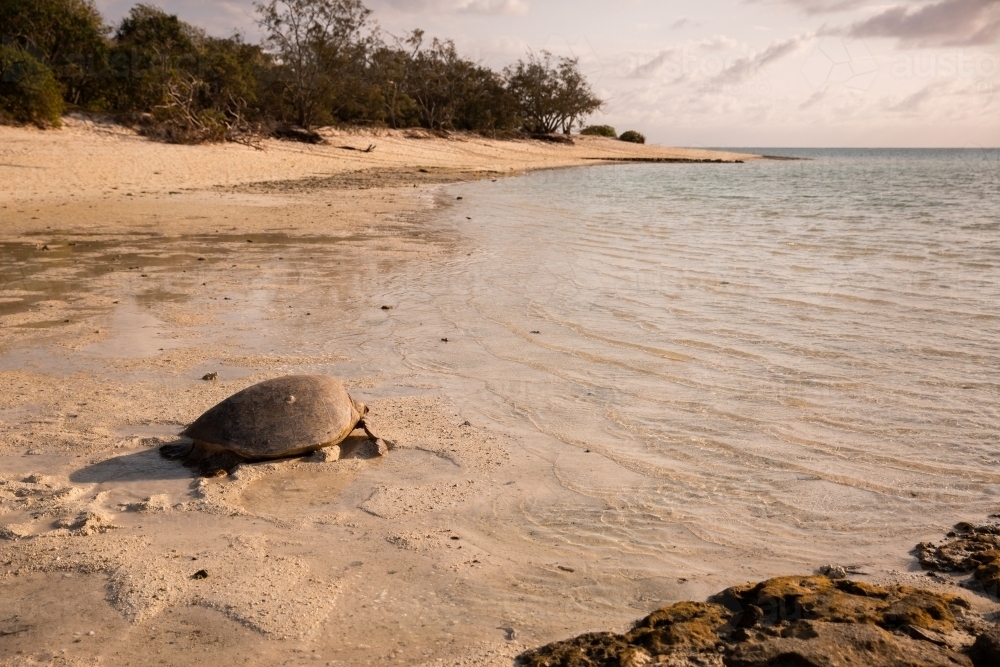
[[379, 149, 1000, 572], [4, 149, 999, 615]]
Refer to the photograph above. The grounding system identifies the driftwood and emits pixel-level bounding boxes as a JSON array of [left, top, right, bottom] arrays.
[[138, 75, 264, 149], [530, 133, 574, 145], [272, 124, 324, 144]]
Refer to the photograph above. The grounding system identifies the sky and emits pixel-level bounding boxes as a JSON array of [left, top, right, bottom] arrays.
[[92, 0, 1000, 147]]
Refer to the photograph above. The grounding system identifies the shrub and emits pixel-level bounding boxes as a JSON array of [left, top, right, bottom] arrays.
[[580, 124, 616, 138], [0, 0, 109, 107], [619, 130, 645, 144], [0, 45, 64, 127]]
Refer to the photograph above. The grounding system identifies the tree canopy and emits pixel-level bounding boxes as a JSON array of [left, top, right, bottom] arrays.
[[0, 0, 609, 141]]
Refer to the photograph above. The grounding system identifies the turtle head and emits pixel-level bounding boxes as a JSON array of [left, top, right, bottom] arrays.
[[351, 396, 369, 422]]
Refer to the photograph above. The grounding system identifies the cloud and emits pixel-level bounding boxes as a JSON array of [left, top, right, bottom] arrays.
[[374, 0, 529, 15], [799, 86, 829, 109], [749, 0, 870, 15], [846, 0, 1000, 46], [888, 81, 941, 112], [671, 18, 691, 29], [700, 35, 743, 51], [711, 35, 808, 85], [628, 49, 680, 79]]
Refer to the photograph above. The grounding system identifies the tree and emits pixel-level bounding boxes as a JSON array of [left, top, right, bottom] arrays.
[[554, 56, 599, 134], [406, 37, 468, 130], [364, 30, 515, 132], [451, 64, 515, 133], [255, 0, 372, 128], [504, 51, 602, 134], [366, 29, 423, 128], [0, 0, 108, 106], [108, 4, 199, 112]]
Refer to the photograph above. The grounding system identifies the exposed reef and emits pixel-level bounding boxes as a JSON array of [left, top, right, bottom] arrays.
[[916, 522, 1000, 597], [518, 573, 999, 667]]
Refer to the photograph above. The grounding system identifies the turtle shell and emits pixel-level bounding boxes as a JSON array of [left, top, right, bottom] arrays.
[[182, 375, 361, 459]]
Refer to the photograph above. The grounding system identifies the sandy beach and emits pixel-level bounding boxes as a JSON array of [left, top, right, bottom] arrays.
[[0, 121, 762, 666], [3, 123, 998, 667]]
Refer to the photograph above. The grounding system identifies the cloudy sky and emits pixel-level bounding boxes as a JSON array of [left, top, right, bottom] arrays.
[[93, 0, 1000, 147]]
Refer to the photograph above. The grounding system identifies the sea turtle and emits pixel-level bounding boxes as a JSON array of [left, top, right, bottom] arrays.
[[160, 375, 390, 476]]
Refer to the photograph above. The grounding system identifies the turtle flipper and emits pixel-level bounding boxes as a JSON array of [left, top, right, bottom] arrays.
[[160, 441, 194, 460], [162, 440, 245, 477], [358, 419, 393, 456]]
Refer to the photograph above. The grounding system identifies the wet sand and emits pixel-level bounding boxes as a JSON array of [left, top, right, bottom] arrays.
[[0, 121, 760, 666]]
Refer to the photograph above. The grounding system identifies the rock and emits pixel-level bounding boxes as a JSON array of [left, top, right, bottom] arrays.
[[818, 564, 847, 579], [914, 523, 1000, 596], [191, 569, 209, 580], [202, 372, 218, 381], [310, 446, 341, 463], [517, 576, 978, 667], [970, 627, 1000, 667], [726, 622, 971, 667]]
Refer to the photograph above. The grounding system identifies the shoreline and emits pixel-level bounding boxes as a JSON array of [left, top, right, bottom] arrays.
[[1, 117, 760, 246], [2, 123, 996, 667], [0, 121, 763, 665]]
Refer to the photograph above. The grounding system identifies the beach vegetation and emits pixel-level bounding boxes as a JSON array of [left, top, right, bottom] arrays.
[[255, 0, 373, 130], [0, 0, 628, 143], [0, 0, 108, 107], [619, 130, 646, 144], [580, 124, 616, 138], [103, 5, 270, 143], [504, 51, 602, 135], [0, 45, 65, 127]]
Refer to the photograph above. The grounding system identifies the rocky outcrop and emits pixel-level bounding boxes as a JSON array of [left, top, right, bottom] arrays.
[[517, 575, 993, 667], [916, 522, 1000, 596]]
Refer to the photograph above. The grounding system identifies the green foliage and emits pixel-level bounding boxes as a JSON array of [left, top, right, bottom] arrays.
[[106, 4, 198, 112], [580, 124, 616, 138], [504, 51, 602, 134], [0, 45, 65, 126], [619, 130, 645, 144], [0, 0, 108, 106], [102, 6, 270, 142], [401, 36, 512, 131], [0, 0, 606, 141], [360, 29, 516, 132], [255, 0, 373, 129]]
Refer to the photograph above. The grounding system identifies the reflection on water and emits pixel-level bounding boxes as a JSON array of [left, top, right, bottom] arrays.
[[409, 149, 1000, 568]]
